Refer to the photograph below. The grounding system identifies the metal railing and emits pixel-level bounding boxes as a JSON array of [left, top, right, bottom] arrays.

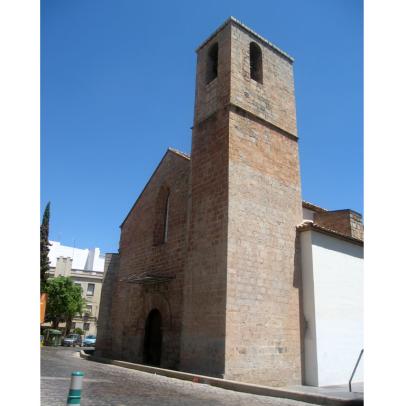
[[349, 349, 364, 392]]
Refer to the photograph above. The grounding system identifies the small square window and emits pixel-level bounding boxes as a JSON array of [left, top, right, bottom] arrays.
[[86, 283, 95, 296], [83, 322, 90, 331]]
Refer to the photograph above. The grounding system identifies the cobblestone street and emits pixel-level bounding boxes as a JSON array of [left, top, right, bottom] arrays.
[[41, 346, 319, 406]]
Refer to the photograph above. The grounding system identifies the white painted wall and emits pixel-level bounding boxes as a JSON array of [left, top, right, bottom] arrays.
[[90, 248, 105, 272], [49, 241, 105, 272], [300, 231, 319, 385], [300, 229, 363, 386]]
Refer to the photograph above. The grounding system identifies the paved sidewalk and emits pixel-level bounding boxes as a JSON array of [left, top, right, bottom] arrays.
[[81, 351, 363, 406], [287, 383, 363, 397], [41, 346, 322, 406]]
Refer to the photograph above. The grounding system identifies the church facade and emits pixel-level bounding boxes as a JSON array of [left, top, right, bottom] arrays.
[[96, 17, 363, 387]]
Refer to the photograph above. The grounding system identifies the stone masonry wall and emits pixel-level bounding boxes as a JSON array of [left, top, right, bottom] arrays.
[[314, 210, 364, 241], [180, 23, 232, 378], [110, 151, 190, 369], [223, 22, 302, 386], [226, 110, 303, 386], [229, 22, 297, 137], [180, 109, 230, 377], [194, 23, 231, 124], [349, 212, 364, 240]]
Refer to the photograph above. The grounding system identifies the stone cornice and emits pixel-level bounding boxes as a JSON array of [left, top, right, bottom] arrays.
[[195, 16, 294, 63]]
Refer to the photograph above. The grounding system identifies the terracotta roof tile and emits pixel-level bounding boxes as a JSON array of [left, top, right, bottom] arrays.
[[297, 220, 363, 245]]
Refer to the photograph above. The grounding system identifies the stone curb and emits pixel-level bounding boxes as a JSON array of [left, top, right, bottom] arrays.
[[79, 351, 363, 406]]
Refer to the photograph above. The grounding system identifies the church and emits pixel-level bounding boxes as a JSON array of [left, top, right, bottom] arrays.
[[96, 17, 363, 388]]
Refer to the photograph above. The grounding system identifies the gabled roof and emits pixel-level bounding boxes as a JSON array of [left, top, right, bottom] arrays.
[[120, 148, 190, 228], [120, 149, 361, 245]]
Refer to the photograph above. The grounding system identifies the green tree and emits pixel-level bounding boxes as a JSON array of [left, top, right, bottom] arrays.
[[40, 202, 51, 292], [45, 276, 85, 333], [73, 327, 84, 336]]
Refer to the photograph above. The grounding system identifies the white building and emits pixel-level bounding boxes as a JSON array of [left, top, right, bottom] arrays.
[[298, 203, 363, 386], [45, 241, 106, 336], [49, 241, 105, 272]]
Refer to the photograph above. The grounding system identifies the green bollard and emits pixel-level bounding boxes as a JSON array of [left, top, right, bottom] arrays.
[[67, 371, 84, 405]]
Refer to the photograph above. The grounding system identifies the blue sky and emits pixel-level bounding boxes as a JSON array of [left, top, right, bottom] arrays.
[[41, 0, 363, 254]]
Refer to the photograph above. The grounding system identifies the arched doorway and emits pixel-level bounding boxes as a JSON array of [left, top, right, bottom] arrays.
[[143, 309, 162, 366]]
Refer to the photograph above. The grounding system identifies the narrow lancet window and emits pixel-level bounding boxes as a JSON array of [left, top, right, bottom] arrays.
[[206, 42, 218, 84], [250, 42, 263, 83], [163, 193, 170, 243], [153, 186, 170, 245]]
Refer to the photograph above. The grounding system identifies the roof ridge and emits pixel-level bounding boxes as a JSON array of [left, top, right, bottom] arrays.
[[297, 221, 364, 245], [168, 147, 190, 160], [302, 200, 328, 212]]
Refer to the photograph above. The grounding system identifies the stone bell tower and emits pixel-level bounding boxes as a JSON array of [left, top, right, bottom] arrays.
[[180, 17, 303, 386]]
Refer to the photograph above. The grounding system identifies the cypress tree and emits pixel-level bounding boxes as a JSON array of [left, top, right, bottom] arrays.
[[40, 202, 51, 292]]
